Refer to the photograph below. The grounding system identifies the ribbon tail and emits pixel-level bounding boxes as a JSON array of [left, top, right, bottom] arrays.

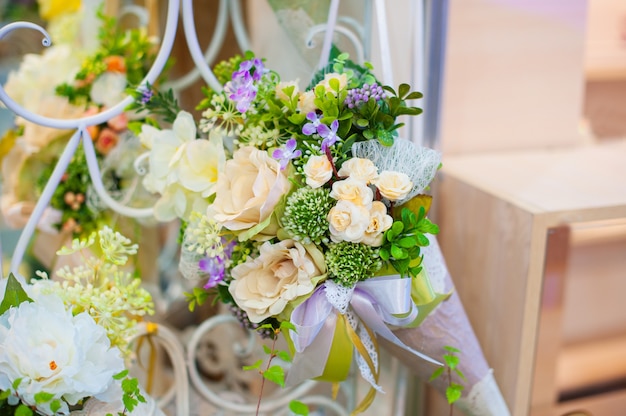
[[351, 295, 442, 367], [286, 313, 338, 386]]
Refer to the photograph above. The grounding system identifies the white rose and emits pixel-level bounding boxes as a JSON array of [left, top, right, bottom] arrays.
[[178, 129, 226, 197], [229, 239, 322, 323], [374, 170, 413, 201], [210, 146, 291, 232], [338, 157, 378, 184], [361, 201, 393, 247], [303, 155, 333, 188], [90, 72, 127, 108], [330, 177, 374, 208], [0, 296, 124, 415], [327, 199, 370, 243]]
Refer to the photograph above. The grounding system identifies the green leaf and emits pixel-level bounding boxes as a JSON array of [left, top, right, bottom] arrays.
[[329, 78, 340, 92], [0, 390, 10, 400], [277, 350, 292, 363], [444, 354, 460, 370], [289, 400, 310, 415], [416, 234, 430, 247], [363, 129, 374, 140], [263, 365, 285, 387], [377, 131, 394, 147], [288, 113, 306, 125], [113, 370, 129, 380], [391, 221, 404, 235], [242, 359, 263, 371], [15, 404, 33, 416], [397, 237, 416, 248], [390, 245, 407, 259], [398, 83, 410, 99], [382, 85, 396, 96], [280, 321, 296, 332], [405, 91, 423, 100], [0, 274, 33, 315], [454, 368, 467, 381], [50, 399, 62, 413], [443, 346, 461, 354], [379, 248, 390, 261], [446, 385, 463, 404], [356, 118, 369, 128], [34, 391, 55, 404], [263, 345, 272, 355], [12, 378, 22, 390], [429, 367, 444, 382]]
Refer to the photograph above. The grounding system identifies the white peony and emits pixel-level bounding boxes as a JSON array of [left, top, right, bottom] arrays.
[[90, 72, 127, 108], [4, 45, 81, 115], [0, 296, 124, 415]]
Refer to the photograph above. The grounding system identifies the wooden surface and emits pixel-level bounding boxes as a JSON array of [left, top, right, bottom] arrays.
[[440, 0, 587, 154], [436, 140, 626, 415]]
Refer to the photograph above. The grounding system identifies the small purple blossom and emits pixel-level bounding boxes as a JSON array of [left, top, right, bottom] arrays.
[[344, 83, 387, 109], [302, 112, 322, 136], [318, 119, 341, 151], [140, 88, 153, 104], [199, 256, 226, 289], [272, 138, 302, 170], [224, 58, 268, 114]]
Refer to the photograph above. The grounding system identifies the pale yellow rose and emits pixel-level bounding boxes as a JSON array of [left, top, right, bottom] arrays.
[[209, 146, 291, 231], [361, 201, 393, 247], [330, 177, 373, 208], [229, 239, 322, 323], [297, 90, 317, 114], [327, 200, 370, 243], [303, 155, 333, 188], [275, 80, 300, 101], [337, 157, 378, 184], [317, 73, 348, 95], [374, 170, 413, 201]]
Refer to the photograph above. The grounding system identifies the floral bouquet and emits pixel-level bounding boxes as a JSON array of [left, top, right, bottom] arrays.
[[0, 226, 160, 415], [0, 9, 164, 275], [134, 52, 451, 412]]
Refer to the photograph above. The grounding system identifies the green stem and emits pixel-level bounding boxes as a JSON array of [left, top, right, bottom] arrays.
[[256, 334, 278, 416]]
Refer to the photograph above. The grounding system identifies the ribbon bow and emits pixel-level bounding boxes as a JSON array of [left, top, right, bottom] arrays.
[[287, 275, 441, 389]]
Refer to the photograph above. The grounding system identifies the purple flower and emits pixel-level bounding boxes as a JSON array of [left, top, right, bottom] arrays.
[[302, 112, 322, 136], [199, 256, 226, 289], [140, 88, 153, 104], [318, 119, 341, 151], [272, 138, 302, 170], [224, 71, 257, 113]]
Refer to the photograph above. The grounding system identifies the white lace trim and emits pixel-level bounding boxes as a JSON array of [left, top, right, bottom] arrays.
[[355, 322, 384, 393], [455, 370, 511, 416], [324, 280, 354, 314], [351, 139, 441, 204], [422, 234, 447, 293]]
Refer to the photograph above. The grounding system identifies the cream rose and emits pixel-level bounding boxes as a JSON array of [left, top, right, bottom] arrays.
[[303, 155, 333, 188], [374, 170, 413, 201], [361, 201, 393, 247], [338, 157, 378, 184], [297, 90, 317, 114], [330, 177, 374, 208], [327, 199, 370, 243], [275, 80, 300, 101], [317, 73, 348, 94], [229, 239, 322, 323], [210, 146, 291, 231]]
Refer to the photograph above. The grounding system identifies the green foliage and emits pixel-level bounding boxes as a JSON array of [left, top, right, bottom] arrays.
[[126, 83, 182, 126], [0, 274, 33, 315], [429, 345, 466, 409], [184, 287, 211, 312], [380, 207, 439, 278], [289, 400, 310, 416]]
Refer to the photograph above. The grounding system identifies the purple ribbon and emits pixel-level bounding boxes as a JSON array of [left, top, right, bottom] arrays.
[[287, 275, 441, 385]]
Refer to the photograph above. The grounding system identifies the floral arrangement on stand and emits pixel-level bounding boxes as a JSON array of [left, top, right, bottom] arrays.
[[0, 9, 163, 275], [0, 226, 159, 416], [133, 51, 451, 413]]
